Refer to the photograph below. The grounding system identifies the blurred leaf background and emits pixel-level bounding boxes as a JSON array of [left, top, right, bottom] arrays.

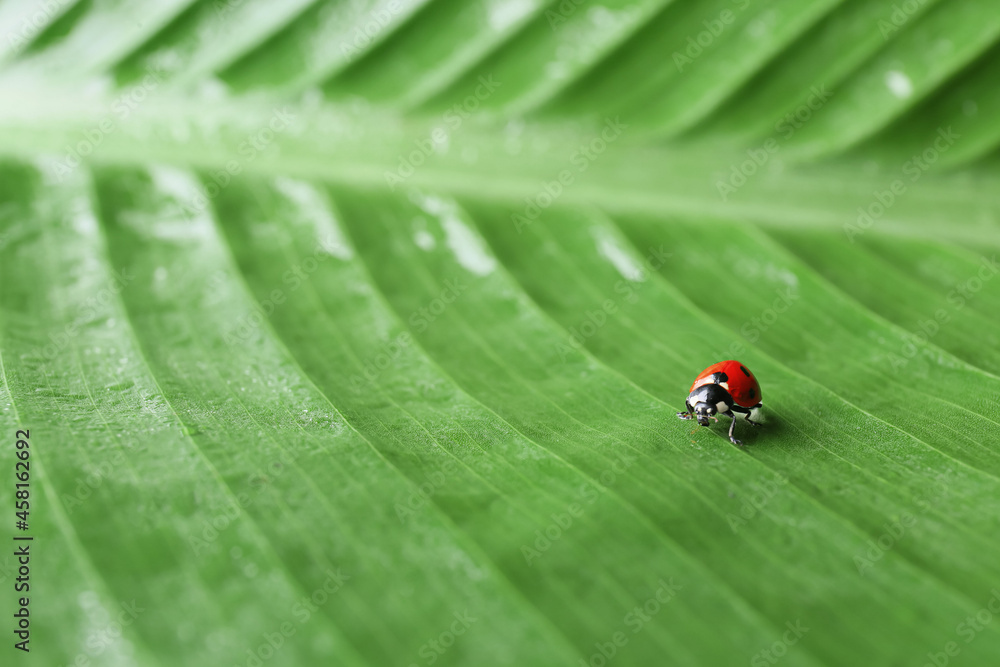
[[1, 0, 1000, 665]]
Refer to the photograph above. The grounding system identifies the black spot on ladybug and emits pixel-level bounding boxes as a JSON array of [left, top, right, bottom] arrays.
[[718, 372, 728, 382], [749, 387, 756, 399], [740, 365, 751, 377]]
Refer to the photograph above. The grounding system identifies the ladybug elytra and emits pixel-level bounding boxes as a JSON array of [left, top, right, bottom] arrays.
[[677, 360, 763, 446]]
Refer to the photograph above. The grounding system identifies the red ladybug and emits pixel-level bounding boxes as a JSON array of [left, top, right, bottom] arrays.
[[677, 360, 763, 446]]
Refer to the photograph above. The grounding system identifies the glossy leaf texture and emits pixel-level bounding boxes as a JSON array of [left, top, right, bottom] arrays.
[[0, 0, 999, 665]]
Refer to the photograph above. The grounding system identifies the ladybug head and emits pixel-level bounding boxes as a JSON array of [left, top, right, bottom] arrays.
[[687, 383, 733, 426], [692, 401, 717, 426]]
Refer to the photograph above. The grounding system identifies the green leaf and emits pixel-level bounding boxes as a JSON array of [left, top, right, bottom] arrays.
[[1, 1, 999, 665]]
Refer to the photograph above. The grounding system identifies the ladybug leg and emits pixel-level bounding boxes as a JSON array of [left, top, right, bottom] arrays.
[[724, 411, 743, 446], [677, 401, 695, 420], [745, 405, 764, 427]]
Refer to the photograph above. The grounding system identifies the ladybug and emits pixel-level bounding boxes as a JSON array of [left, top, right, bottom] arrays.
[[677, 360, 763, 446]]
